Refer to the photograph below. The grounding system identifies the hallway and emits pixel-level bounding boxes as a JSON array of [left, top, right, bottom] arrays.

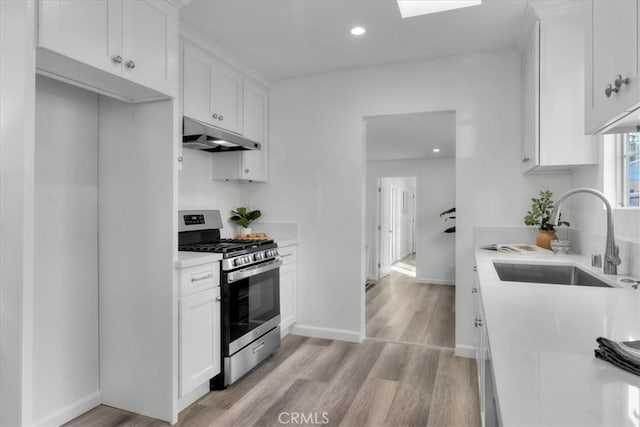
[[366, 255, 455, 348]]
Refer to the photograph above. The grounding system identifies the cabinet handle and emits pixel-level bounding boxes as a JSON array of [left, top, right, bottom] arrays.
[[472, 287, 478, 293], [219, 115, 224, 121], [112, 55, 123, 64], [212, 113, 218, 119], [252, 340, 265, 353], [280, 253, 293, 258], [191, 273, 214, 282], [244, 168, 250, 174], [472, 265, 478, 272], [615, 75, 630, 89], [605, 84, 618, 98], [126, 60, 136, 69], [475, 318, 483, 328], [216, 296, 222, 302], [522, 157, 530, 164]]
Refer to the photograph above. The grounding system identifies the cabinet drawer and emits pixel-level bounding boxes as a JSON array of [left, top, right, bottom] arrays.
[[279, 246, 297, 265], [180, 263, 220, 297]]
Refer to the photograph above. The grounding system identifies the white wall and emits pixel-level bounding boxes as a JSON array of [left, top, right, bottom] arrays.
[[178, 149, 251, 238], [0, 1, 36, 425], [367, 160, 455, 285], [243, 49, 574, 348], [33, 76, 100, 424]]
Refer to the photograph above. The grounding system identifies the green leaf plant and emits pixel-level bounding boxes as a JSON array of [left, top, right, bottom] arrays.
[[523, 190, 570, 231], [230, 207, 262, 229]]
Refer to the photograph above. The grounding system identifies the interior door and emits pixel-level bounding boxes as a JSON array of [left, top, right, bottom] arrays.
[[378, 182, 391, 279]]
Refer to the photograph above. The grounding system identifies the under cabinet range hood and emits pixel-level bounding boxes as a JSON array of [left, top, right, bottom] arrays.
[[182, 116, 260, 152]]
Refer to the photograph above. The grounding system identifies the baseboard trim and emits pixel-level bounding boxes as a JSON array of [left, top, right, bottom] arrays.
[[416, 278, 455, 286], [455, 344, 476, 359], [32, 391, 101, 427], [289, 324, 361, 343]]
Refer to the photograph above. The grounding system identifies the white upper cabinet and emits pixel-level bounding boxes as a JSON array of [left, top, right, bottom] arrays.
[[37, 0, 178, 101], [210, 60, 244, 134], [38, 1, 115, 72], [183, 41, 270, 182], [183, 44, 243, 133], [240, 79, 269, 181], [521, 7, 597, 173], [585, 0, 640, 134]]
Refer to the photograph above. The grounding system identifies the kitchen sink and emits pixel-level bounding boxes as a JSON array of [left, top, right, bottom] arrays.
[[493, 262, 614, 288]]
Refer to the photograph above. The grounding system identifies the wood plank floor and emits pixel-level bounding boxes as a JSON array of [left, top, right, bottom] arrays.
[[367, 255, 455, 349], [66, 256, 480, 427]]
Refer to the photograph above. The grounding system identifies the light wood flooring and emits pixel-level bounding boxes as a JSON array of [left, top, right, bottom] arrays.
[[66, 257, 479, 427], [366, 255, 455, 348]]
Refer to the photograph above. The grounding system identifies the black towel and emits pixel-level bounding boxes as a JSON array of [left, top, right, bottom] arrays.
[[594, 337, 640, 376]]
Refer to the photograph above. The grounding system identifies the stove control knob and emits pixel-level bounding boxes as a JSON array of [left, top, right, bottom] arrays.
[[234, 258, 243, 266], [254, 252, 264, 261], [245, 256, 252, 264], [274, 249, 279, 257]]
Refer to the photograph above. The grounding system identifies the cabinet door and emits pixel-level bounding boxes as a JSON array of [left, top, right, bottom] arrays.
[[586, 0, 640, 133], [279, 262, 296, 332], [521, 21, 540, 173], [210, 60, 243, 134], [179, 287, 221, 397], [241, 80, 269, 182], [122, 0, 177, 96], [183, 45, 213, 124], [38, 0, 121, 75]]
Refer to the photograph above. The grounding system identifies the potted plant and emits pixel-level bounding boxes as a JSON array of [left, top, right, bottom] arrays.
[[230, 207, 261, 235], [524, 190, 569, 249]]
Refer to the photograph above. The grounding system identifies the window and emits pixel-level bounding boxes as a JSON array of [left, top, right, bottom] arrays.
[[621, 133, 640, 207]]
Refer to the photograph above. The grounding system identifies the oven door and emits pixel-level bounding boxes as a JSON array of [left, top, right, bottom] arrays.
[[222, 259, 281, 355]]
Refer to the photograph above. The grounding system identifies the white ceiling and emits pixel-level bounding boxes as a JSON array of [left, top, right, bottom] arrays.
[[366, 111, 456, 161], [180, 0, 530, 82]]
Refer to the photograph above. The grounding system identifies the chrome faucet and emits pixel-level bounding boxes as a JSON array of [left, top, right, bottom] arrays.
[[551, 188, 621, 274]]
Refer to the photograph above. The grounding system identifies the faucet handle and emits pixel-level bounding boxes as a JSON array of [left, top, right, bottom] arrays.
[[608, 245, 622, 266], [592, 254, 602, 268]]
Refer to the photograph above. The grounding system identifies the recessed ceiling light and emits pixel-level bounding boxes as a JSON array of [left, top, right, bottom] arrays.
[[433, 148, 441, 153], [396, 0, 481, 18], [350, 26, 366, 36]]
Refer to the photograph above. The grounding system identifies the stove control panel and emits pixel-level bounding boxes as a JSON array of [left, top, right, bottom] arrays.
[[223, 248, 279, 271]]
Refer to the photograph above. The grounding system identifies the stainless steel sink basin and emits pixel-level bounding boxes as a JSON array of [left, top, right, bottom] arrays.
[[493, 262, 614, 288]]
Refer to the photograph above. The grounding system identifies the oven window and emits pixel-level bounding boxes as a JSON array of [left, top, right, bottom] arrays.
[[228, 270, 279, 343]]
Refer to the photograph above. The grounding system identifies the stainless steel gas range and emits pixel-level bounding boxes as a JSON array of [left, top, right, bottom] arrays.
[[178, 210, 281, 388]]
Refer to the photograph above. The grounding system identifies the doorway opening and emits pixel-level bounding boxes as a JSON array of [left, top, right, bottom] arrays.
[[376, 176, 417, 281], [364, 110, 456, 348]]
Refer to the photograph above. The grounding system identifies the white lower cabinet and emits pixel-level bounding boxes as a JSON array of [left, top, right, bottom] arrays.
[[179, 263, 221, 397], [473, 267, 500, 427], [279, 245, 297, 335]]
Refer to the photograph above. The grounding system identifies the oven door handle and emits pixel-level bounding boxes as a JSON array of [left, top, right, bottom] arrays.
[[227, 260, 282, 284]]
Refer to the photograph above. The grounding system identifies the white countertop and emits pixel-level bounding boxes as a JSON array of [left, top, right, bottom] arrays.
[[475, 249, 640, 426], [175, 251, 223, 269], [277, 240, 298, 248]]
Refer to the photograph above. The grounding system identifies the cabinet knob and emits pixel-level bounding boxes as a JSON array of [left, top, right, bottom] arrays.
[[126, 60, 136, 69], [112, 55, 123, 64], [522, 157, 530, 164], [615, 74, 630, 89], [605, 84, 618, 98], [219, 115, 224, 121], [472, 287, 478, 293], [475, 318, 483, 328], [216, 296, 222, 302], [212, 113, 218, 119], [244, 168, 250, 174]]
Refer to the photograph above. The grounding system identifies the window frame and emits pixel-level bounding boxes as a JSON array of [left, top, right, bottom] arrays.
[[618, 133, 640, 208]]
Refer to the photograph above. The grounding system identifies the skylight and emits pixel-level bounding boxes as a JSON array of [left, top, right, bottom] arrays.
[[396, 0, 482, 18]]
